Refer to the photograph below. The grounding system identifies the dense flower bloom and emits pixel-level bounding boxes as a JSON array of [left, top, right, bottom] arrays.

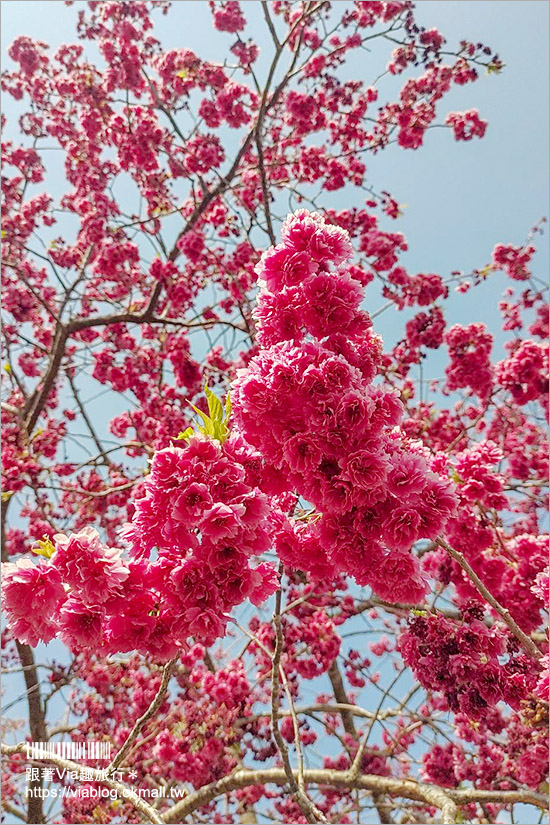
[[369, 551, 429, 603], [58, 597, 104, 650], [111, 433, 278, 651], [496, 339, 549, 410], [53, 527, 129, 604], [233, 211, 457, 597], [211, 0, 246, 33], [399, 609, 537, 719], [1, 558, 66, 645], [444, 322, 494, 400], [2, 430, 280, 658]]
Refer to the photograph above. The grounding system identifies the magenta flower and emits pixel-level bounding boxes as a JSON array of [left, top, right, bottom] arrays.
[[58, 597, 104, 651], [172, 482, 213, 521], [1, 558, 66, 645], [53, 526, 129, 604], [200, 502, 243, 541]]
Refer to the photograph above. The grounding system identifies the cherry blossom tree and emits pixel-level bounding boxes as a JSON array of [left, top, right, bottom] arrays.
[[1, 2, 548, 824]]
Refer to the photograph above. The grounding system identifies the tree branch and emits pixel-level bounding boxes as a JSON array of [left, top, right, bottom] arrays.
[[161, 767, 548, 823], [107, 656, 177, 776], [271, 587, 328, 823], [14, 642, 47, 824], [2, 504, 47, 824], [436, 536, 543, 659], [327, 660, 358, 739]]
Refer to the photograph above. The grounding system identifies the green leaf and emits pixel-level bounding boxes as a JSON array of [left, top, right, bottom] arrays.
[[185, 386, 231, 444], [189, 402, 215, 436], [205, 383, 224, 424], [1, 491, 14, 503], [176, 427, 194, 441], [32, 536, 56, 559]]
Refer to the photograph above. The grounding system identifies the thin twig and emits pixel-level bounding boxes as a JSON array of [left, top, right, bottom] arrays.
[[436, 536, 542, 659], [107, 656, 178, 775], [271, 582, 328, 823]]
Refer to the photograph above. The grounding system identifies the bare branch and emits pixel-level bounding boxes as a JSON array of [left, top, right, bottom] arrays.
[[107, 656, 178, 776], [271, 586, 328, 823], [161, 766, 548, 823], [436, 536, 543, 659]]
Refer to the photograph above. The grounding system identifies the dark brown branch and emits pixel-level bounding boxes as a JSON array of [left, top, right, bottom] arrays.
[[1, 501, 47, 824], [23, 323, 69, 434], [327, 660, 357, 739], [16, 642, 47, 824]]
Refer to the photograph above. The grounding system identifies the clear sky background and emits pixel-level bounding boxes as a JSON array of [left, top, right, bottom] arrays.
[[1, 5, 549, 819]]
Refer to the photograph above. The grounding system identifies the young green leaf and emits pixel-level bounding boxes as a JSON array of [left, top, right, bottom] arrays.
[[32, 536, 56, 559], [176, 427, 194, 441]]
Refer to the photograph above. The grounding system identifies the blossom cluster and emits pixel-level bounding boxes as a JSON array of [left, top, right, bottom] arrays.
[[444, 322, 494, 401], [496, 339, 549, 412], [233, 211, 457, 600], [399, 606, 540, 718], [1, 434, 280, 659], [492, 242, 537, 281], [445, 109, 487, 141], [422, 712, 549, 791]]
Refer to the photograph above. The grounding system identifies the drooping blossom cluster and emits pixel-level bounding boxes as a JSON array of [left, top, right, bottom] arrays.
[[496, 339, 549, 412], [399, 605, 540, 719], [492, 242, 537, 281], [1, 433, 280, 659], [233, 211, 457, 600], [1, 558, 66, 647]]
